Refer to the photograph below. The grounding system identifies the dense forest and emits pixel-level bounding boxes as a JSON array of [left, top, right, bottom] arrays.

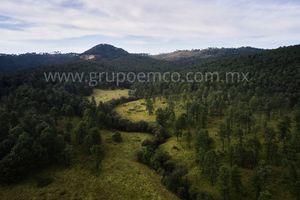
[[0, 44, 299, 200]]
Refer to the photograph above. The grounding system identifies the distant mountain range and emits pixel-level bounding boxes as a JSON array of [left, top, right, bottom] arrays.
[[0, 43, 286, 73]]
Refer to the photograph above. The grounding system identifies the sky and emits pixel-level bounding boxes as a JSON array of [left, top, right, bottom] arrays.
[[0, 0, 299, 54]]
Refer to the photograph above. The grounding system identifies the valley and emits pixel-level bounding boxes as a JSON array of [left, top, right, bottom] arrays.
[[0, 44, 299, 200]]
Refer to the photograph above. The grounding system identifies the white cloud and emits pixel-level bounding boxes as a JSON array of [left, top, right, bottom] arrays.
[[0, 0, 299, 54]]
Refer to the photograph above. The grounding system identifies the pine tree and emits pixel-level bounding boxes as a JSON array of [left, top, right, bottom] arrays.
[[218, 166, 231, 200], [202, 150, 219, 185]]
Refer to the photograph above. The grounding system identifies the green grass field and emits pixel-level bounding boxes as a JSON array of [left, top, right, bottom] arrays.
[[89, 89, 129, 104], [0, 130, 178, 200]]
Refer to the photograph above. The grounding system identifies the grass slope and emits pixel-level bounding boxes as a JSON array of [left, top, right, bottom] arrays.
[[0, 131, 178, 200]]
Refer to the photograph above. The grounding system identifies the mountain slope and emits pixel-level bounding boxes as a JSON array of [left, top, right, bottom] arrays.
[[152, 47, 264, 61], [81, 44, 130, 60]]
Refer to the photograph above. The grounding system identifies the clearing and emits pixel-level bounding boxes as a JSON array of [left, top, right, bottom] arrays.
[[114, 97, 184, 123]]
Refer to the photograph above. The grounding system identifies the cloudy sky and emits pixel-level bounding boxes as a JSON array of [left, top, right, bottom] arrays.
[[0, 0, 299, 54]]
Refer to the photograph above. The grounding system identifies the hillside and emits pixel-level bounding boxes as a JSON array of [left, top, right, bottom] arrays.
[[152, 47, 264, 61], [0, 53, 78, 73]]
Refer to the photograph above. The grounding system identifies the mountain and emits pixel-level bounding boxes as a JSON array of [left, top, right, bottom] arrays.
[[81, 44, 130, 60], [152, 47, 264, 61]]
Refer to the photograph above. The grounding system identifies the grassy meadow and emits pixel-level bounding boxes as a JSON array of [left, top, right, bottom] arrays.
[[114, 97, 184, 123]]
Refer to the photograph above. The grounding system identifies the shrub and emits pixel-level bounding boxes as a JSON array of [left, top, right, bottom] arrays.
[[150, 150, 171, 170], [161, 165, 188, 193], [163, 160, 176, 173], [35, 175, 53, 188], [137, 147, 154, 164]]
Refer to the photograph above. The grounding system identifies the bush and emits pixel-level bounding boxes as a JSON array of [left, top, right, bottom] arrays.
[[142, 139, 160, 149], [137, 147, 154, 164], [112, 132, 123, 143]]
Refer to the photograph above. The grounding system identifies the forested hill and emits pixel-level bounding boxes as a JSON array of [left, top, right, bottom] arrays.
[[179, 44, 300, 106], [0, 44, 131, 73], [0, 44, 122, 73], [1, 44, 299, 105], [1, 44, 299, 102], [152, 47, 264, 61], [0, 53, 78, 73], [81, 44, 130, 59]]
